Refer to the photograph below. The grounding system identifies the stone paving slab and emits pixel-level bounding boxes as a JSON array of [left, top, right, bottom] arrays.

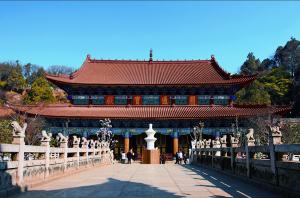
[[12, 163, 284, 198]]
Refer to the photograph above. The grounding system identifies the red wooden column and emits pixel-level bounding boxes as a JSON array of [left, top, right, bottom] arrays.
[[124, 131, 130, 153], [172, 131, 179, 155]]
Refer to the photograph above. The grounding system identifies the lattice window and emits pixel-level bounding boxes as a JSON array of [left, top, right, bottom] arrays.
[[214, 95, 229, 105], [174, 95, 188, 105], [91, 95, 104, 105], [142, 95, 160, 105], [198, 95, 210, 105], [115, 95, 127, 105]]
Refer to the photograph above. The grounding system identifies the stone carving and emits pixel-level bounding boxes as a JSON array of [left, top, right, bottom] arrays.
[[41, 130, 52, 142], [205, 139, 211, 148], [212, 137, 221, 156], [230, 135, 239, 147], [268, 121, 283, 145], [200, 140, 205, 148], [11, 121, 27, 138], [89, 140, 95, 148], [220, 135, 227, 144], [81, 137, 88, 147], [144, 124, 157, 150], [57, 133, 68, 143], [73, 136, 80, 145], [246, 128, 255, 146], [212, 137, 221, 148], [196, 141, 201, 149]]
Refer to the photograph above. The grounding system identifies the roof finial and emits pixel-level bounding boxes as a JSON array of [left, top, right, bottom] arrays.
[[86, 54, 91, 61], [211, 54, 215, 61], [149, 48, 153, 62]]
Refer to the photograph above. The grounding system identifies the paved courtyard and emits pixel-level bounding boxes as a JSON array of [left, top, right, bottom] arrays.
[[13, 163, 283, 198]]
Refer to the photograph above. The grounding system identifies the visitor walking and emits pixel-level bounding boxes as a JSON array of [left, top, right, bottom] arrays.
[[160, 153, 166, 164], [121, 151, 126, 164], [175, 152, 179, 164], [127, 149, 133, 164], [178, 150, 183, 164]]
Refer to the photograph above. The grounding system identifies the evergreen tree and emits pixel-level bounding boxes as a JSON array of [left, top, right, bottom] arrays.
[[274, 37, 300, 78], [236, 80, 271, 105], [0, 119, 12, 143], [240, 53, 261, 75], [260, 67, 293, 104], [24, 77, 55, 104], [6, 67, 26, 92]]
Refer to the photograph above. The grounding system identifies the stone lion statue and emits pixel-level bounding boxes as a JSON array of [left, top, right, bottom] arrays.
[[220, 135, 227, 144], [11, 121, 27, 137], [73, 135, 80, 145], [230, 135, 239, 144], [212, 137, 221, 147], [89, 139, 95, 148], [246, 128, 255, 141], [81, 137, 88, 146], [41, 130, 52, 141], [205, 139, 211, 148], [57, 133, 68, 143]]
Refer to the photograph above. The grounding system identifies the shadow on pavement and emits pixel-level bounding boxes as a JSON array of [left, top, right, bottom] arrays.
[[180, 164, 284, 198], [12, 178, 183, 198]]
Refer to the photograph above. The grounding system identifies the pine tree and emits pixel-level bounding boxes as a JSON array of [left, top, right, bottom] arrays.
[[24, 77, 55, 104]]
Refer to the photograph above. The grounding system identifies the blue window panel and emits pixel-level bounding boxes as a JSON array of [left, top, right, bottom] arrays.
[[214, 95, 229, 105], [72, 95, 89, 105], [91, 95, 104, 105], [198, 95, 210, 105], [115, 95, 127, 105], [174, 95, 188, 105], [142, 95, 160, 105]]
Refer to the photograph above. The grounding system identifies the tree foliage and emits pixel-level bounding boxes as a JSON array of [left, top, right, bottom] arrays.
[[236, 80, 271, 105], [240, 52, 261, 75], [47, 65, 74, 75], [281, 123, 300, 144], [260, 67, 293, 104], [6, 66, 26, 92], [24, 117, 47, 145], [0, 119, 12, 143], [24, 77, 55, 104]]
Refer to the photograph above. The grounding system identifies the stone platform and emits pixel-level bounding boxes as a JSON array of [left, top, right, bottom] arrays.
[[12, 163, 283, 198]]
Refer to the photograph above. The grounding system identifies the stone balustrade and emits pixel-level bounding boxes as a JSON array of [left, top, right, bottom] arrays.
[[0, 124, 114, 197], [191, 128, 300, 197]]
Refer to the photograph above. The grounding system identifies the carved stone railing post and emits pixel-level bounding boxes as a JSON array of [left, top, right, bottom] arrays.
[[212, 137, 221, 156], [72, 136, 80, 168], [268, 123, 282, 185], [220, 135, 227, 157], [230, 135, 238, 173], [245, 128, 255, 178], [90, 140, 95, 166], [58, 133, 68, 171], [11, 121, 27, 185], [41, 130, 51, 178]]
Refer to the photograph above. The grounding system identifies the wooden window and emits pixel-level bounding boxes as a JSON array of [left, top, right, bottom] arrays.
[[133, 95, 142, 105], [188, 95, 197, 105], [160, 95, 170, 105], [105, 95, 115, 105]]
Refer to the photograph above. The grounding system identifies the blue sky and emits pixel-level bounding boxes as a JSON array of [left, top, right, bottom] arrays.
[[0, 1, 300, 73]]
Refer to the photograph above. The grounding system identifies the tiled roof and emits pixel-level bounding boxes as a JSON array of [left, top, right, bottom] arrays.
[[46, 55, 256, 86], [12, 104, 290, 119], [0, 107, 14, 118]]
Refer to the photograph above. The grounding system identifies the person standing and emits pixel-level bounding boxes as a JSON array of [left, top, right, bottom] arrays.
[[175, 152, 179, 164], [127, 149, 133, 164], [121, 151, 126, 164], [178, 150, 183, 164]]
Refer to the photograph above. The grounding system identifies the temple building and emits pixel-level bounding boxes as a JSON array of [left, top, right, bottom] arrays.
[[9, 52, 290, 158]]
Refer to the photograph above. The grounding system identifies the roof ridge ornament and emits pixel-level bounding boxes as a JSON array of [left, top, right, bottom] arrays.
[[149, 48, 153, 62], [86, 54, 91, 61], [211, 55, 215, 61]]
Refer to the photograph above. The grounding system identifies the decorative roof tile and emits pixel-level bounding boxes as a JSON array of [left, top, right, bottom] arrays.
[[46, 56, 256, 86], [12, 104, 290, 119]]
